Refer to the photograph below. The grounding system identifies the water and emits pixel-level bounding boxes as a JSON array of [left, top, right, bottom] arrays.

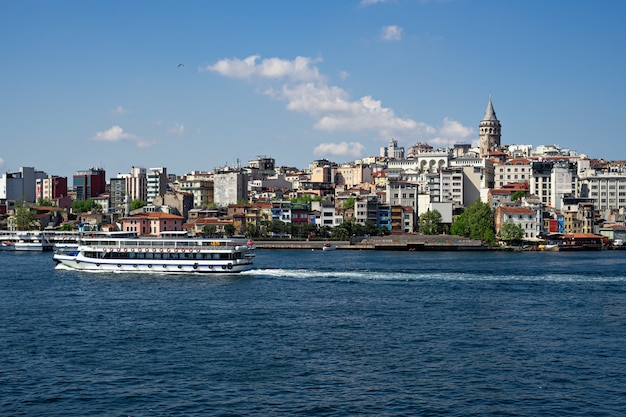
[[2, 250, 626, 416]]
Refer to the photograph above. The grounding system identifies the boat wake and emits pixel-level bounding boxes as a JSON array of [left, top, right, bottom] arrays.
[[244, 268, 626, 283]]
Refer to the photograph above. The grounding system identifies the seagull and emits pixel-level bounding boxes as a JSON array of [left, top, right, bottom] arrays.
[[177, 63, 184, 68]]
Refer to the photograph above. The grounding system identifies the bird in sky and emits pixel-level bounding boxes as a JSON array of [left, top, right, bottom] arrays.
[[177, 63, 184, 68]]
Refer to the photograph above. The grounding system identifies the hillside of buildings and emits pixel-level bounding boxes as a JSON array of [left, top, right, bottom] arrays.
[[2, 99, 626, 246]]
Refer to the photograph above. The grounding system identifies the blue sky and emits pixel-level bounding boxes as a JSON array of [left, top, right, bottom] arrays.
[[1, 0, 625, 179]]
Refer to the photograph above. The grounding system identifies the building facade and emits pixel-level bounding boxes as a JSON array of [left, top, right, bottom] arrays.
[[73, 167, 106, 201]]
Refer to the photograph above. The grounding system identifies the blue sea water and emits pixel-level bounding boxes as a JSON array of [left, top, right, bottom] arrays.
[[1, 249, 626, 416]]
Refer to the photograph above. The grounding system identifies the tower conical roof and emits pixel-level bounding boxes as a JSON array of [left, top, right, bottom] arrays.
[[483, 96, 498, 121]]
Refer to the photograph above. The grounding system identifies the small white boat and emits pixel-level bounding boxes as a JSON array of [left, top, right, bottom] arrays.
[[53, 235, 255, 273], [322, 242, 336, 251]]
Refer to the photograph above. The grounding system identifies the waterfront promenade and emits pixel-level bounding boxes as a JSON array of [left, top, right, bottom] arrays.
[[254, 234, 484, 251]]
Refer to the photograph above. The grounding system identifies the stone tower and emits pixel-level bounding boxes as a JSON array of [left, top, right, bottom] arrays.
[[479, 96, 501, 157]]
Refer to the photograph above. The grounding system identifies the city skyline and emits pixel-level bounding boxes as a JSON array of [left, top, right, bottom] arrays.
[[2, 0, 625, 179]]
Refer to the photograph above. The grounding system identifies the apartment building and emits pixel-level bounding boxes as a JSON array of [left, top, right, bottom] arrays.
[[73, 167, 106, 201], [578, 169, 626, 212], [386, 180, 419, 213], [530, 161, 577, 209], [147, 167, 168, 202], [493, 158, 532, 189]]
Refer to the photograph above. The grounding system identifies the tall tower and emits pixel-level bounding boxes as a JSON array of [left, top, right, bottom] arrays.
[[479, 96, 501, 157]]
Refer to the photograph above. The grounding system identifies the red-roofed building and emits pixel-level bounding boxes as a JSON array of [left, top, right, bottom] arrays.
[[488, 182, 530, 209], [495, 205, 540, 240]]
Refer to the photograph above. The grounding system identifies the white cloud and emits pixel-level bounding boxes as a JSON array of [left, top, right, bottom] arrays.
[[111, 105, 128, 115], [204, 55, 322, 82], [382, 25, 403, 41], [205, 54, 474, 152], [439, 117, 473, 139], [277, 82, 423, 139], [0, 157, 4, 167], [313, 141, 366, 158], [427, 118, 475, 147], [92, 125, 154, 148], [339, 70, 350, 80], [167, 122, 185, 135], [92, 126, 136, 142], [361, 0, 392, 5], [136, 140, 157, 148]]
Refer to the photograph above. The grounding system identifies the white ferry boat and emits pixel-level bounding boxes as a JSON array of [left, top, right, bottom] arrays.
[[53, 235, 255, 273], [0, 231, 52, 251]]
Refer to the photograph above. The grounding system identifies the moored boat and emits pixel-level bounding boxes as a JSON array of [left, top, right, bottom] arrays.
[[0, 231, 51, 251], [53, 235, 255, 273], [322, 242, 337, 251]]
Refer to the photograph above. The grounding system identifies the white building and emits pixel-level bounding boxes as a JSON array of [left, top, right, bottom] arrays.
[[213, 169, 248, 207], [387, 149, 450, 174], [493, 159, 533, 189], [530, 161, 577, 208], [147, 167, 168, 202], [117, 166, 148, 202], [496, 205, 540, 240], [380, 139, 405, 159], [578, 168, 626, 212], [450, 156, 494, 204], [386, 181, 419, 211], [311, 201, 343, 227]]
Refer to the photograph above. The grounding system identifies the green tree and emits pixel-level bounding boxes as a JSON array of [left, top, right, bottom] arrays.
[[12, 201, 37, 230], [36, 197, 53, 206], [72, 199, 100, 214], [498, 220, 525, 243], [60, 223, 73, 231], [362, 221, 378, 236], [244, 222, 260, 238], [450, 200, 495, 245], [336, 219, 356, 238], [317, 225, 332, 239], [270, 220, 288, 237], [224, 224, 236, 237], [377, 226, 391, 236], [202, 224, 217, 237], [331, 225, 350, 240], [130, 199, 147, 211], [418, 209, 442, 235], [290, 195, 315, 206], [511, 190, 527, 202], [343, 197, 355, 209]]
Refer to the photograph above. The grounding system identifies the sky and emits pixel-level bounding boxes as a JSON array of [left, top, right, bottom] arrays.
[[1, 0, 625, 180]]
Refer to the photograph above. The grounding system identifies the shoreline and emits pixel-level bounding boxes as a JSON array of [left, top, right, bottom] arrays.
[[254, 235, 485, 251]]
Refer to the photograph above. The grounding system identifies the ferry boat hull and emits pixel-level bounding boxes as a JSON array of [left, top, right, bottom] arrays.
[[53, 253, 253, 273]]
